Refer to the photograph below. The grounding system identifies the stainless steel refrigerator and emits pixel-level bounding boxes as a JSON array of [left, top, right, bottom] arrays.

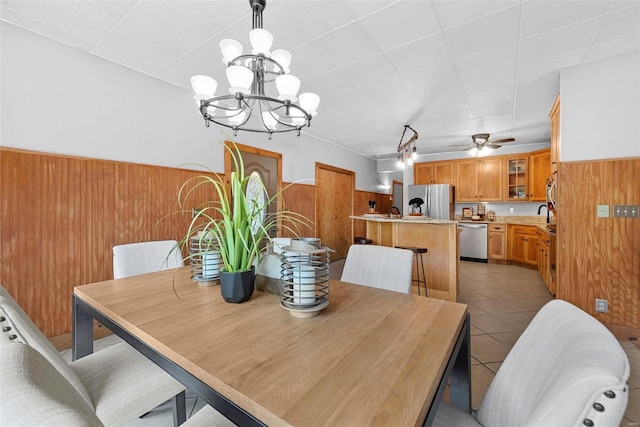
[[407, 184, 455, 220]]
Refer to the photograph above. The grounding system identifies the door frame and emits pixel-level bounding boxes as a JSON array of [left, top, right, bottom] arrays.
[[315, 162, 355, 259]]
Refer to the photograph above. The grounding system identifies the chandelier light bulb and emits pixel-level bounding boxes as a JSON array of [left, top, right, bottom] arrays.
[[406, 155, 414, 166], [276, 74, 301, 102], [411, 146, 418, 160], [249, 28, 273, 56], [299, 93, 320, 116], [291, 114, 307, 127], [262, 111, 279, 131], [220, 39, 243, 64], [271, 49, 292, 73], [190, 75, 217, 98], [226, 109, 246, 125], [226, 65, 253, 95]]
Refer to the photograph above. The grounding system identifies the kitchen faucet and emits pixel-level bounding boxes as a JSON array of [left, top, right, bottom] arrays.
[[537, 204, 550, 223], [388, 206, 400, 217]]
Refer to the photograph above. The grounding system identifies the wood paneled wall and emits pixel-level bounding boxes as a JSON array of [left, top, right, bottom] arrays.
[[281, 182, 316, 237], [1, 148, 216, 337], [353, 190, 392, 238], [1, 148, 392, 337], [558, 158, 640, 328]]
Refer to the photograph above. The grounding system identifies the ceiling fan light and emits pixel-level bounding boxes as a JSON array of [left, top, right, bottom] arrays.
[[220, 39, 243, 64], [271, 49, 291, 73], [276, 74, 300, 102], [249, 28, 273, 56], [477, 147, 489, 157], [262, 111, 279, 131], [190, 75, 217, 98], [299, 92, 320, 116], [226, 65, 253, 95], [469, 147, 479, 157]]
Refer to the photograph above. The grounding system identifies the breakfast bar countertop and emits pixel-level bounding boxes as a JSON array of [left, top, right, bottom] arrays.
[[351, 215, 457, 224]]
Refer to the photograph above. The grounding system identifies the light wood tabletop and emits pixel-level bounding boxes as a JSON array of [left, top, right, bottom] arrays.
[[73, 266, 469, 426]]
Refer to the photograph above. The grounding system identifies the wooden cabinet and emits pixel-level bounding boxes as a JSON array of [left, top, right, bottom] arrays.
[[414, 161, 454, 185], [508, 225, 539, 266], [504, 156, 528, 201], [549, 95, 560, 174], [536, 229, 554, 295], [488, 223, 507, 260], [455, 158, 502, 202], [528, 150, 551, 201]]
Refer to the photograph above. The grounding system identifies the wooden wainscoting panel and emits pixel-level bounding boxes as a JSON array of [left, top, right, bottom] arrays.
[[353, 190, 392, 239], [1, 148, 218, 337], [281, 182, 315, 237], [558, 158, 639, 328]]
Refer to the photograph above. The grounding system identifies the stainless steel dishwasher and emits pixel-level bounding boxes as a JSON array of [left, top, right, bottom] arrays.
[[458, 223, 488, 262]]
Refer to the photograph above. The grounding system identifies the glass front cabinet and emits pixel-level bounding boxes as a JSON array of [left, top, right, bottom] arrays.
[[504, 156, 528, 201]]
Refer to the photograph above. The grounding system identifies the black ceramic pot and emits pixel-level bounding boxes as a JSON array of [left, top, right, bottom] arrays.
[[220, 267, 255, 303]]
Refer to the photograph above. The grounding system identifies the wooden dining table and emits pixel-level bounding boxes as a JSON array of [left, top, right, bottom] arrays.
[[73, 266, 470, 426]]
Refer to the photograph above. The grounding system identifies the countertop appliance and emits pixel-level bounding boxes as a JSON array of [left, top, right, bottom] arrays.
[[458, 222, 488, 262], [407, 184, 455, 220]]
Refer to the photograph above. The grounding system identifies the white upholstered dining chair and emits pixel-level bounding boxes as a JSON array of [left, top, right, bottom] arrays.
[[112, 239, 184, 279], [0, 285, 186, 426], [433, 299, 630, 427], [340, 244, 414, 294]]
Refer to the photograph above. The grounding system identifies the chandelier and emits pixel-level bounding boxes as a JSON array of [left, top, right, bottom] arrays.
[[396, 125, 419, 169], [190, 0, 319, 138]]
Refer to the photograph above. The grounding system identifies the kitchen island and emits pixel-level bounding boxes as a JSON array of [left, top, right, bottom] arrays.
[[351, 216, 459, 301]]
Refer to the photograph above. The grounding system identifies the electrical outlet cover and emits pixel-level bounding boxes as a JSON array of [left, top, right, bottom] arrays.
[[596, 205, 609, 218]]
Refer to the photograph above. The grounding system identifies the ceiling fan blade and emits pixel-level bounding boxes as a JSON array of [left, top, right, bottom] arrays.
[[485, 144, 501, 149], [449, 144, 472, 147], [462, 146, 475, 151], [490, 138, 515, 144]]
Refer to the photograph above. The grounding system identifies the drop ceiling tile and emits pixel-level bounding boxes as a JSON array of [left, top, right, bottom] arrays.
[[5, 0, 116, 44], [462, 68, 516, 96], [516, 51, 581, 86], [342, 0, 397, 18], [444, 5, 521, 59], [1, 8, 94, 51], [592, 5, 640, 46], [454, 41, 518, 80], [518, 18, 601, 64], [307, 21, 380, 68], [475, 113, 513, 133], [119, 1, 214, 53], [166, 0, 249, 32], [78, 0, 137, 20], [153, 38, 225, 90], [385, 32, 452, 75], [404, 61, 461, 100], [266, 1, 358, 43], [93, 24, 182, 72], [340, 54, 403, 87], [607, 0, 640, 12], [580, 36, 640, 63], [287, 44, 336, 81], [433, 0, 520, 30], [358, 1, 441, 51], [306, 69, 364, 99], [521, 0, 610, 38]]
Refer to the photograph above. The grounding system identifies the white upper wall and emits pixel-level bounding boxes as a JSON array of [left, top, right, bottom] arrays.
[[560, 50, 640, 161], [0, 22, 380, 190]]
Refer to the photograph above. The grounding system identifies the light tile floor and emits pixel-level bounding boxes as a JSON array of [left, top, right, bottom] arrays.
[[61, 260, 639, 426], [454, 260, 640, 426]]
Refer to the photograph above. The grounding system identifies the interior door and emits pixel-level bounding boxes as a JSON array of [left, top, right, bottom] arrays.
[[224, 142, 282, 238], [315, 163, 354, 260]]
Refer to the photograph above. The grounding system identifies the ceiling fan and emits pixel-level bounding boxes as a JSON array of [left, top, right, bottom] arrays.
[[450, 133, 515, 155]]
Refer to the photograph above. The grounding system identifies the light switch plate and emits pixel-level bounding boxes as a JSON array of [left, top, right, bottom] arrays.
[[596, 205, 609, 218]]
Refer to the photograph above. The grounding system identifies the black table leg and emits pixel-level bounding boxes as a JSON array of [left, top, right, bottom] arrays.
[[72, 294, 94, 361], [450, 314, 472, 413]]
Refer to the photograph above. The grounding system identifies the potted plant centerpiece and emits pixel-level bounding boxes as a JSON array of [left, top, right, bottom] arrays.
[[178, 142, 309, 303]]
